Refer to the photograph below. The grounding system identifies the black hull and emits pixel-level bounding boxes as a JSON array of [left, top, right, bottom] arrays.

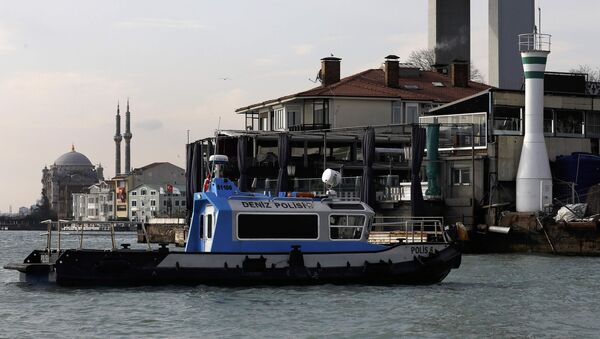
[[50, 246, 461, 287]]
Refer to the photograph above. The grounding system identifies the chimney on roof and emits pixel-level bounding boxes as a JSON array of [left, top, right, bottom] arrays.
[[319, 56, 341, 86], [451, 61, 469, 87], [384, 55, 400, 88]]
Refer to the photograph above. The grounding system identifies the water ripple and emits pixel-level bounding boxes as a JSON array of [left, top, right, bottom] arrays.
[[2, 231, 600, 338]]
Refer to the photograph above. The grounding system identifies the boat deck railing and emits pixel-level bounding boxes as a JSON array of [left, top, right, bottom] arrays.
[[369, 216, 445, 244], [40, 220, 147, 260]]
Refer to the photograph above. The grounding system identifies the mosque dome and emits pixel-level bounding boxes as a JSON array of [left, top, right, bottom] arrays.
[[54, 145, 93, 167]]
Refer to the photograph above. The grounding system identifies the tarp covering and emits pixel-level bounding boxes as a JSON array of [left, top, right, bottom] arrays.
[[425, 124, 441, 196], [360, 127, 375, 207], [237, 136, 249, 192], [411, 125, 426, 216], [191, 142, 203, 194], [277, 133, 290, 193], [185, 143, 194, 221]]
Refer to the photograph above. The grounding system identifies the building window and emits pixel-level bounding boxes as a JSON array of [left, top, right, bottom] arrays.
[[556, 109, 584, 136], [274, 108, 285, 130], [237, 214, 319, 239], [392, 101, 402, 124], [587, 111, 600, 137], [313, 100, 329, 125], [175, 200, 180, 206], [141, 200, 145, 207], [493, 106, 522, 133], [544, 109, 554, 135], [403, 103, 419, 124], [150, 200, 156, 207], [150, 190, 156, 195], [261, 117, 268, 131], [131, 191, 137, 196], [452, 167, 471, 186], [163, 201, 167, 206], [141, 189, 147, 195], [287, 105, 301, 127], [329, 214, 364, 240], [131, 200, 137, 207]]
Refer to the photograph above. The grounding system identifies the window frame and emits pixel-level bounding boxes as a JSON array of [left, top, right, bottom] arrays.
[[328, 213, 366, 241], [451, 167, 471, 186]]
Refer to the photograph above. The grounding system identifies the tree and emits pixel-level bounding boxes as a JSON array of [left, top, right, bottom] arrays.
[[569, 64, 600, 82], [30, 188, 56, 221], [406, 48, 485, 83]]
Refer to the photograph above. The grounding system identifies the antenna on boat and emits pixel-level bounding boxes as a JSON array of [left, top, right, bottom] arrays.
[[538, 4, 542, 33]]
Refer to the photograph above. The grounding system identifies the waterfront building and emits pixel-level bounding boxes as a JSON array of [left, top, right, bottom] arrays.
[[236, 55, 488, 132], [121, 162, 185, 221], [128, 183, 186, 222], [72, 181, 115, 221], [42, 145, 104, 219], [420, 71, 600, 225]]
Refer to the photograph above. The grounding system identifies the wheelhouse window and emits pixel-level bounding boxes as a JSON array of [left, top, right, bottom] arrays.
[[207, 214, 213, 239], [329, 214, 365, 240], [237, 214, 318, 239]]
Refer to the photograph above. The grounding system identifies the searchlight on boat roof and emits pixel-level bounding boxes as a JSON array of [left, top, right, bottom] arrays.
[[209, 154, 229, 164], [322, 169, 341, 188], [209, 154, 229, 179]]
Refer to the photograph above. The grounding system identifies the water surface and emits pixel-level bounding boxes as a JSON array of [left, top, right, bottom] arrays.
[[1, 231, 598, 338]]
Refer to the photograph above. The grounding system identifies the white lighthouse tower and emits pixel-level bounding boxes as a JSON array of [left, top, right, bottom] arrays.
[[516, 30, 552, 212]]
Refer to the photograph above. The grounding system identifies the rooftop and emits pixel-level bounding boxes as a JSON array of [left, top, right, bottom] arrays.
[[236, 68, 490, 113]]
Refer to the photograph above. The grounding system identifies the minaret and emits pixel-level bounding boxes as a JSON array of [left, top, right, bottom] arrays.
[[123, 99, 132, 174], [516, 29, 552, 212], [113, 102, 122, 176]]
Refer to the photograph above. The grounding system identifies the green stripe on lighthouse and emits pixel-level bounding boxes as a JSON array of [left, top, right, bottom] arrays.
[[524, 71, 545, 79], [522, 56, 547, 64]]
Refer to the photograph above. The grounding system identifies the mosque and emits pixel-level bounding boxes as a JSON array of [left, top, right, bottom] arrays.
[[41, 145, 104, 219], [42, 100, 133, 220]]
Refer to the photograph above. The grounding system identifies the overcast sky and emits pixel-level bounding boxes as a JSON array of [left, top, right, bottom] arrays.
[[1, 0, 599, 211]]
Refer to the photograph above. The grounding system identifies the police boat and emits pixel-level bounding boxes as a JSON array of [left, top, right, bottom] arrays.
[[5, 155, 461, 286]]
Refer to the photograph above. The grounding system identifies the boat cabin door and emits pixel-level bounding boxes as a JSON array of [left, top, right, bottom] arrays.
[[202, 205, 215, 252]]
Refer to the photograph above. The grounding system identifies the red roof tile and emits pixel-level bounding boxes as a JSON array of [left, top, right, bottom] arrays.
[[236, 69, 491, 112]]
